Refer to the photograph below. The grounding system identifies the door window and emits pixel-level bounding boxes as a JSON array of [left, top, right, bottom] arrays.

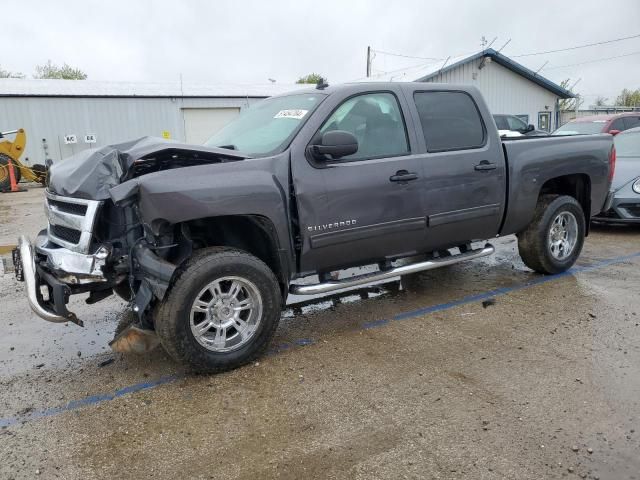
[[413, 91, 485, 152], [623, 116, 640, 130], [318, 92, 409, 161], [609, 118, 626, 131]]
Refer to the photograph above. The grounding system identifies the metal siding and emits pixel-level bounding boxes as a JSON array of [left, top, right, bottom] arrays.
[[183, 108, 241, 144], [0, 96, 263, 164], [425, 59, 559, 130]]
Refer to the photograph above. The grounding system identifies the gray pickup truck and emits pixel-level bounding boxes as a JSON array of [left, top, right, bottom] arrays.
[[14, 82, 615, 372]]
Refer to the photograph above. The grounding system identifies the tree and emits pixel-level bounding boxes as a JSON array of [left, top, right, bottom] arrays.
[[615, 88, 640, 107], [558, 78, 583, 111], [34, 60, 87, 80], [0, 65, 25, 79], [594, 96, 608, 107], [296, 73, 325, 84]]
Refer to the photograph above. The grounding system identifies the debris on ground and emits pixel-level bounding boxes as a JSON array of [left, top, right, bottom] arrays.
[[98, 357, 115, 368], [482, 298, 496, 308]]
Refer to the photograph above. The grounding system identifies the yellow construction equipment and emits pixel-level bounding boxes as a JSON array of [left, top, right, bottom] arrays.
[[0, 129, 47, 190]]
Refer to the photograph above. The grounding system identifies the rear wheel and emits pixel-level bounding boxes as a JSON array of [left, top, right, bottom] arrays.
[[517, 195, 585, 274], [155, 247, 281, 373], [0, 153, 22, 190]]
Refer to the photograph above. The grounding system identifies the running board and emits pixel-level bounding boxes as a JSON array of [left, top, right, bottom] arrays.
[[290, 243, 495, 296]]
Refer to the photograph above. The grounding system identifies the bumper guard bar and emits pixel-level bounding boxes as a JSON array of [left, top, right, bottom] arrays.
[[14, 235, 80, 325]]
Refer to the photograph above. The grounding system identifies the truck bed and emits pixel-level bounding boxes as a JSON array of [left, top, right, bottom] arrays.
[[499, 134, 613, 235]]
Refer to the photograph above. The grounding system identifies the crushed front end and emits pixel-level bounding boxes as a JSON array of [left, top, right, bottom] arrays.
[[14, 191, 128, 326], [12, 137, 245, 331]]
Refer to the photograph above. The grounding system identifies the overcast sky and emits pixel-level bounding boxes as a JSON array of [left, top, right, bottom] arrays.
[[3, 0, 640, 105]]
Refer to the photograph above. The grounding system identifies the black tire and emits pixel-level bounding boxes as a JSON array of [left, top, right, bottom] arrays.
[[0, 153, 21, 190], [155, 247, 282, 373], [517, 195, 586, 274]]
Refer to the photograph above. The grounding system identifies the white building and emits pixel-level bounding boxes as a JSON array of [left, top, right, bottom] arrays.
[[0, 79, 304, 165], [367, 48, 574, 132]]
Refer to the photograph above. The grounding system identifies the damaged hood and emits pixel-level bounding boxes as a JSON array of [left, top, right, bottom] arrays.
[[47, 136, 248, 200]]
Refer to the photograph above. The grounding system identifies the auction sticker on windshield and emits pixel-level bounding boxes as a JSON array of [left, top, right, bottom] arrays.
[[274, 109, 308, 119]]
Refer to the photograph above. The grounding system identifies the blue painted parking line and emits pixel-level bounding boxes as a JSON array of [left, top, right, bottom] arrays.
[[0, 375, 178, 428], [2, 250, 639, 429]]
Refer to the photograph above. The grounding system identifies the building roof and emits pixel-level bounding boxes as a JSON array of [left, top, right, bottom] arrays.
[[0, 78, 307, 98], [363, 48, 575, 99]]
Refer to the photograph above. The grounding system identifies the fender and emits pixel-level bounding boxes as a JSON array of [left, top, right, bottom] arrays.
[[110, 152, 295, 271]]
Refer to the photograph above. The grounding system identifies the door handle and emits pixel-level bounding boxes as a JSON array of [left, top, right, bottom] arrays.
[[390, 170, 419, 182], [474, 161, 497, 171]]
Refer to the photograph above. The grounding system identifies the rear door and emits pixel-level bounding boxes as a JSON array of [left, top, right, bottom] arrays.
[[290, 87, 427, 274], [405, 87, 506, 250]]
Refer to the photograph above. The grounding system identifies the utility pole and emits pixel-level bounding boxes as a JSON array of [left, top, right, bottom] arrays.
[[366, 46, 371, 77]]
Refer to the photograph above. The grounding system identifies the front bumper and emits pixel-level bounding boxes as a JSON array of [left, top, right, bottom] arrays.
[[33, 230, 110, 284], [594, 196, 640, 224], [14, 236, 76, 324], [13, 234, 111, 325]]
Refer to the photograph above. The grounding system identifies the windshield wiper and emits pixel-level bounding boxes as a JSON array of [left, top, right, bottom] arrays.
[[217, 144, 237, 150]]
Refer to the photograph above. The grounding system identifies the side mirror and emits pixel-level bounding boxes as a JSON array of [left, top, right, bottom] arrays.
[[609, 129, 621, 136], [311, 130, 358, 160], [525, 124, 535, 133]]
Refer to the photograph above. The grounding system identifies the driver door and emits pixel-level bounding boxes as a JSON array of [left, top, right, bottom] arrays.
[[291, 89, 427, 274]]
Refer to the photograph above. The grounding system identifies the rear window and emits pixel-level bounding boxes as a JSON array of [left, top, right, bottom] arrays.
[[610, 118, 626, 131], [414, 91, 485, 152], [552, 121, 606, 135], [624, 117, 640, 130]]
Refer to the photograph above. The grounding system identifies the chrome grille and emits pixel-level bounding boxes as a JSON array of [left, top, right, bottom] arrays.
[[51, 225, 82, 244], [45, 191, 102, 254], [47, 198, 88, 216]]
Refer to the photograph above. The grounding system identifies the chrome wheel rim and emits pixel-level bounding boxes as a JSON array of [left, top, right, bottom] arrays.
[[189, 276, 263, 353], [548, 211, 578, 261]]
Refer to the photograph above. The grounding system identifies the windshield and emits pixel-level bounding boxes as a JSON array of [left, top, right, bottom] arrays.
[[552, 121, 606, 136], [205, 93, 325, 156], [614, 131, 640, 157]]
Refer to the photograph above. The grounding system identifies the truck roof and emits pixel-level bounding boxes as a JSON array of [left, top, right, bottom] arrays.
[[276, 81, 478, 97]]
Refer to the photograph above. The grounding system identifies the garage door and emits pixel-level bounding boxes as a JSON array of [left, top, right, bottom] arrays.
[[183, 108, 240, 145]]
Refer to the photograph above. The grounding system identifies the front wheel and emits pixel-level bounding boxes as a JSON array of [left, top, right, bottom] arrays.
[[517, 195, 586, 274], [155, 247, 282, 373]]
